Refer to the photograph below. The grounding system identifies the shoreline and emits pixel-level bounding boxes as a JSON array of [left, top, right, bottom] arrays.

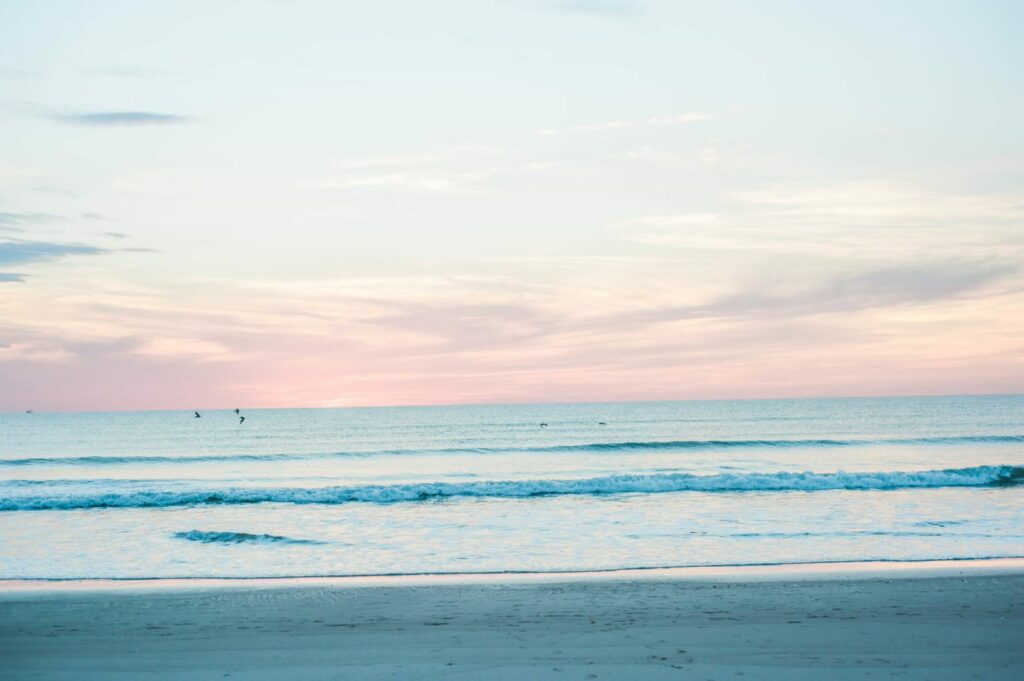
[[3, 556, 1023, 595], [3, 559, 1021, 680]]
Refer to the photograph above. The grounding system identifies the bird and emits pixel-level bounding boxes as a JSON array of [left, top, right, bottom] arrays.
[[239, 416, 246, 424], [540, 422, 548, 427], [194, 411, 201, 418], [234, 408, 240, 415]]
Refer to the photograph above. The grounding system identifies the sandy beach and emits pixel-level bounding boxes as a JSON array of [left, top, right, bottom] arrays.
[[2, 560, 1022, 680]]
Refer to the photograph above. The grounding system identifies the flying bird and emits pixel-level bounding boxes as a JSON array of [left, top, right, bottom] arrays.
[[239, 416, 246, 424], [194, 411, 201, 418], [234, 408, 240, 415]]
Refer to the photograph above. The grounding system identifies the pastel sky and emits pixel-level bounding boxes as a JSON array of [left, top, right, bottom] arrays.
[[1, 0, 1023, 411]]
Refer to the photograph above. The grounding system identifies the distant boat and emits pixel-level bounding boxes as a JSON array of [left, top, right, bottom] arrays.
[[25, 409, 33, 414]]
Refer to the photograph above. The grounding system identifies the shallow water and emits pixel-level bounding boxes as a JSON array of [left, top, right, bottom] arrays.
[[1, 395, 1022, 578]]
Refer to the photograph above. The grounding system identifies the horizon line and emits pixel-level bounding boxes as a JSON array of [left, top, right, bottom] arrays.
[[4, 390, 1022, 416]]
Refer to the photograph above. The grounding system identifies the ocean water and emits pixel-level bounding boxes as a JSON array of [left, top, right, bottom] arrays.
[[0, 395, 1022, 579]]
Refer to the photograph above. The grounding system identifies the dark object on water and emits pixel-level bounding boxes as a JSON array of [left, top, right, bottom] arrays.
[[25, 409, 33, 414], [194, 411, 201, 418], [239, 416, 246, 424], [598, 422, 607, 425], [540, 422, 548, 427], [234, 408, 240, 414]]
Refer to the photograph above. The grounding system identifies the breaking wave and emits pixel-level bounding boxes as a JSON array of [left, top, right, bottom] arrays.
[[2, 464, 1021, 511], [3, 434, 1023, 466], [173, 530, 323, 545]]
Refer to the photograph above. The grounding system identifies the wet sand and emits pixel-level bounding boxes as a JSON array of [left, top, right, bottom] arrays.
[[2, 560, 1022, 680]]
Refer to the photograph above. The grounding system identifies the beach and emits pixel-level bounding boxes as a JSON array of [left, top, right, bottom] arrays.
[[3, 560, 1022, 680]]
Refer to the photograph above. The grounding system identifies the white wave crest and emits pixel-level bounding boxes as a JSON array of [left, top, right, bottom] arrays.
[[1, 465, 1020, 511]]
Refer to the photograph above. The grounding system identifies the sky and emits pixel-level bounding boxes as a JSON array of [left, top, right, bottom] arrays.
[[1, 0, 1022, 412]]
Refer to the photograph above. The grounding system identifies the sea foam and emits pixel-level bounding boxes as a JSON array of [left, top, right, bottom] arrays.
[[2, 464, 1020, 511]]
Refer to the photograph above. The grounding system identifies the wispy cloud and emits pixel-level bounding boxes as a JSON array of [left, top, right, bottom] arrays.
[[133, 337, 236, 362], [47, 111, 190, 127], [0, 240, 107, 267], [82, 68, 172, 79], [615, 182, 1024, 259], [363, 301, 560, 351], [0, 239, 110, 282], [305, 146, 512, 194], [304, 170, 495, 193], [0, 340, 73, 361], [548, 0, 641, 16], [330, 146, 504, 171], [0, 211, 62, 233], [535, 112, 711, 136], [734, 182, 1024, 225], [1, 248, 1021, 409], [601, 261, 1018, 329]]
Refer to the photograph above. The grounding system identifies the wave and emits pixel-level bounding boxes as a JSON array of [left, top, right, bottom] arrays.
[[173, 530, 323, 545], [3, 434, 1023, 466], [1, 465, 1020, 511]]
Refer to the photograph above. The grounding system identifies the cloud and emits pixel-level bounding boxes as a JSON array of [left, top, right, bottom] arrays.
[[536, 112, 711, 136], [734, 182, 1024, 225], [306, 146, 512, 194], [133, 337, 236, 362], [0, 335, 247, 411], [31, 185, 78, 197], [304, 170, 495, 193], [705, 261, 1016, 316], [47, 111, 190, 127], [330, 146, 504, 171], [82, 68, 172, 78], [363, 301, 560, 350], [1, 249, 1021, 410], [548, 0, 641, 16], [615, 182, 1024, 259], [0, 341, 73, 361], [0, 211, 62, 233], [600, 260, 1017, 329], [0, 240, 110, 281]]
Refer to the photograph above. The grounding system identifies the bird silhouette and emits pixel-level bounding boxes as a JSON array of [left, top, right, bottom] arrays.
[[540, 422, 548, 427], [194, 411, 201, 418], [239, 416, 246, 424], [234, 408, 240, 415]]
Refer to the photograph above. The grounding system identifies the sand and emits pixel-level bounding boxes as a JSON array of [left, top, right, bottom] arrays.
[[2, 560, 1022, 680]]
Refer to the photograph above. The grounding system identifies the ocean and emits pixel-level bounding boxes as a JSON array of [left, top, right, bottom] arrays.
[[0, 395, 1021, 579]]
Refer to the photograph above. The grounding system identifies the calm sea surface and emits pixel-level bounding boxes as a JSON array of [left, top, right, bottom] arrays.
[[1, 395, 1022, 578]]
